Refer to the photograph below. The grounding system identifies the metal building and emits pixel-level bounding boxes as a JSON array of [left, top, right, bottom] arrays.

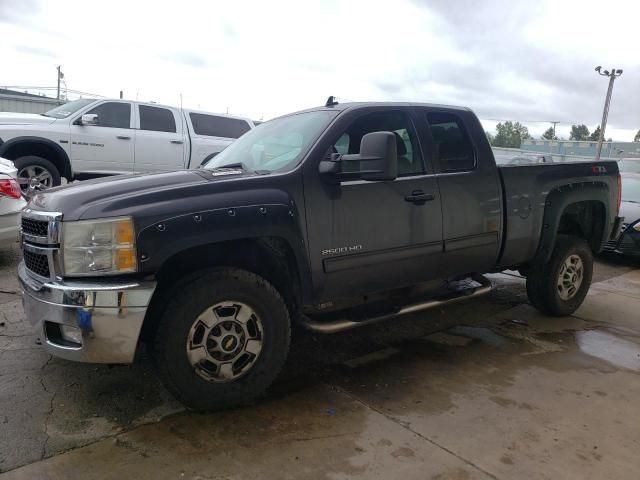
[[0, 88, 60, 114]]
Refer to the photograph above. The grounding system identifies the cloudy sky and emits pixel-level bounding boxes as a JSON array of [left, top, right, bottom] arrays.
[[1, 0, 639, 140]]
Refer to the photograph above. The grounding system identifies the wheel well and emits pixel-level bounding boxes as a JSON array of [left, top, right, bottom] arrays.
[[140, 237, 301, 341], [3, 141, 71, 179], [557, 200, 606, 251]]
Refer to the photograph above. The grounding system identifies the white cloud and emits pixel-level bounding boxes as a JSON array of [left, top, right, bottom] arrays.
[[1, 0, 639, 140]]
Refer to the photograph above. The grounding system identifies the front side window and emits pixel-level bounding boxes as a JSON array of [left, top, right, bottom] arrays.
[[190, 113, 251, 139], [205, 110, 337, 173], [139, 105, 176, 133], [85, 102, 131, 129], [332, 111, 424, 177], [426, 112, 476, 172]]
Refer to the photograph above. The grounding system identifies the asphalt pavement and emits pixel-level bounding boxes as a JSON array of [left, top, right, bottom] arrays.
[[0, 240, 639, 479]]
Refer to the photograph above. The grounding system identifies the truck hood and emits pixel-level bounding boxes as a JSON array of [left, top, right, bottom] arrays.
[[0, 112, 57, 125], [26, 169, 254, 222]]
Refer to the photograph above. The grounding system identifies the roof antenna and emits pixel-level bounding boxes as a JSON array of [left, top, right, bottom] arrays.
[[325, 96, 339, 107]]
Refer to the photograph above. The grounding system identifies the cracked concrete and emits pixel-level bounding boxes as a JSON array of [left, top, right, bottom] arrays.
[[1, 240, 639, 479]]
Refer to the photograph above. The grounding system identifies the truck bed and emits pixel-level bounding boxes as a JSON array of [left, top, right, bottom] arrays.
[[497, 160, 620, 268]]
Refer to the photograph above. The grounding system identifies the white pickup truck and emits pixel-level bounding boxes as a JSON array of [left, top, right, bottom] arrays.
[[0, 98, 254, 195]]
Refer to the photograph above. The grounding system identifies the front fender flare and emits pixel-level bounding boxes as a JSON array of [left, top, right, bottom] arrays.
[[136, 202, 312, 301], [0, 136, 72, 179]]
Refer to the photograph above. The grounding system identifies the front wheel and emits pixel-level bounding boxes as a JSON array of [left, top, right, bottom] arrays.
[[152, 268, 291, 411], [526, 235, 593, 316]]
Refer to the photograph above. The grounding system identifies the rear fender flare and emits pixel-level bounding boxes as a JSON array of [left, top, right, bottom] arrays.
[[536, 182, 610, 263]]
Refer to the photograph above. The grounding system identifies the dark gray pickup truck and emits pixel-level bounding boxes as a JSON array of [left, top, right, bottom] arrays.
[[19, 100, 623, 410]]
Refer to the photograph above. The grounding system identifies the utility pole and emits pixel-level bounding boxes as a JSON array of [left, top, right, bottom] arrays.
[[594, 66, 622, 161], [550, 121, 559, 139], [56, 66, 61, 102]]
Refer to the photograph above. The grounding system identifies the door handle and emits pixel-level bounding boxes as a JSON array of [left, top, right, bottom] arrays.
[[116, 135, 131, 140], [170, 140, 184, 144], [404, 190, 435, 204]]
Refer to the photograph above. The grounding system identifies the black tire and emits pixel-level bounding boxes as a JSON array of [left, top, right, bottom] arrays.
[[14, 155, 61, 195], [152, 268, 291, 411], [526, 235, 593, 316]]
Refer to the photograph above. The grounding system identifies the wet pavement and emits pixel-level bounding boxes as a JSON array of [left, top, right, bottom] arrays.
[[0, 241, 639, 479]]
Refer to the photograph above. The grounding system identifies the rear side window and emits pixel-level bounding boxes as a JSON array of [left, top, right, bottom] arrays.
[[139, 106, 176, 133], [85, 102, 131, 128], [190, 113, 251, 139], [426, 112, 475, 172]]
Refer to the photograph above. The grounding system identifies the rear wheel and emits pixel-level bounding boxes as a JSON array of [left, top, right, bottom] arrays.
[[153, 268, 291, 411], [526, 235, 593, 316], [14, 156, 61, 197]]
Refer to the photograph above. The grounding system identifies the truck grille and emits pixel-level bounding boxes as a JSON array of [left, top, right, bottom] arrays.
[[21, 217, 49, 238], [23, 249, 50, 278], [21, 210, 62, 280]]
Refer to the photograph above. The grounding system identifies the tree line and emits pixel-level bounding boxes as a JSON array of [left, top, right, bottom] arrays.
[[487, 122, 640, 148]]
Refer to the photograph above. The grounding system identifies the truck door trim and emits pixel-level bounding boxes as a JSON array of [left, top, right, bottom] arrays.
[[444, 231, 499, 252], [322, 240, 442, 273]]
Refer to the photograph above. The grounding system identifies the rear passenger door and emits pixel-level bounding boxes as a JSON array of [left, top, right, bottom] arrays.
[[187, 113, 252, 168], [133, 105, 186, 172], [418, 110, 502, 276]]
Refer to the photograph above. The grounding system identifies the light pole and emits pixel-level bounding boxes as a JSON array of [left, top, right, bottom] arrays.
[[594, 66, 622, 161]]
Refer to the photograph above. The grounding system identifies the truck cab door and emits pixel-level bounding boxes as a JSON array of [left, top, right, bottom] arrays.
[[69, 101, 135, 175], [418, 110, 502, 276], [133, 105, 186, 173], [303, 108, 443, 304]]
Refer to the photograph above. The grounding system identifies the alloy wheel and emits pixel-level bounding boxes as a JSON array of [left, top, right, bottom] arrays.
[[186, 301, 264, 383], [556, 254, 584, 301], [17, 165, 54, 197]]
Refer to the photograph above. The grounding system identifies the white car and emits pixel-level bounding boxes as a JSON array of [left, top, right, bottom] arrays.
[[0, 99, 254, 196], [0, 157, 26, 247]]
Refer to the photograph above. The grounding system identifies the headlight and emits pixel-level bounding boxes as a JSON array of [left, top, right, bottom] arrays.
[[62, 217, 137, 275], [633, 223, 640, 232]]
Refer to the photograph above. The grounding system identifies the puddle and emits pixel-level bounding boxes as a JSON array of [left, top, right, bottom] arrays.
[[448, 326, 512, 349], [575, 331, 640, 371]]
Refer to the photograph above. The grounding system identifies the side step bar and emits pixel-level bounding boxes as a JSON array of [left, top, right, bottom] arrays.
[[299, 274, 492, 334]]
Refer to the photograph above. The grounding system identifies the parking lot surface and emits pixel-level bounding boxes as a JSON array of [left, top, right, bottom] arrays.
[[0, 241, 639, 479]]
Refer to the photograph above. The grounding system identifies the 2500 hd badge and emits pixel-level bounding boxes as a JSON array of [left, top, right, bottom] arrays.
[[321, 244, 363, 256]]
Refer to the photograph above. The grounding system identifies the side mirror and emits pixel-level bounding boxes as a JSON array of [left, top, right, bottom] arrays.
[[79, 114, 99, 126], [319, 131, 398, 182]]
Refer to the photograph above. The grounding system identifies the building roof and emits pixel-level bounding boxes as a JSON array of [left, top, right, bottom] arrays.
[[0, 88, 55, 99]]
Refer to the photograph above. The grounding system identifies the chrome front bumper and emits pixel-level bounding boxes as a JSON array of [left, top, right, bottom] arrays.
[[18, 262, 156, 363]]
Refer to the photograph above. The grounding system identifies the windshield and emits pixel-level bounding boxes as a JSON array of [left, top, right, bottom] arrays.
[[622, 176, 640, 203], [619, 159, 640, 174], [42, 98, 96, 119], [205, 110, 337, 173]]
